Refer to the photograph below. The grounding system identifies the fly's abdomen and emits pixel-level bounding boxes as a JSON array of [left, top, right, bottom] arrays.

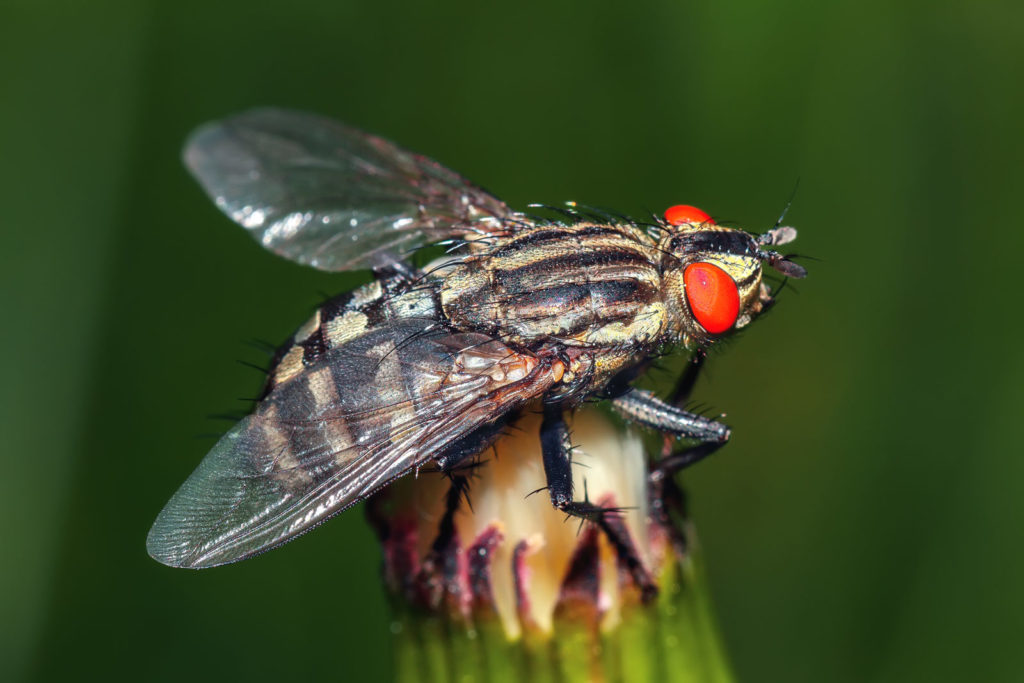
[[440, 223, 668, 348]]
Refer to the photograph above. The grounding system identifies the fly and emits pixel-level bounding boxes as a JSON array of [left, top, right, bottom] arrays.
[[147, 108, 806, 569]]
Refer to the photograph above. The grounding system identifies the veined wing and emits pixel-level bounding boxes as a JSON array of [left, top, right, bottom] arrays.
[[147, 318, 556, 568], [184, 108, 515, 271]]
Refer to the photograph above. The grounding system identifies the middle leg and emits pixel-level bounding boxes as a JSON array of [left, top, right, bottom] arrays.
[[539, 401, 657, 600]]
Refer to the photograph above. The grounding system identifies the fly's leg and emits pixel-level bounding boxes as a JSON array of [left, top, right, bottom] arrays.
[[431, 475, 470, 555], [610, 386, 732, 470], [668, 352, 705, 407], [610, 384, 731, 480], [613, 385, 728, 552], [540, 402, 657, 601], [609, 352, 730, 477], [609, 356, 729, 555], [661, 354, 731, 476], [539, 402, 585, 514], [413, 474, 471, 609], [364, 473, 471, 606]]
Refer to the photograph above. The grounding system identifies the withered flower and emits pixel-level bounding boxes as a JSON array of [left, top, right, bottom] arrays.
[[368, 406, 733, 682]]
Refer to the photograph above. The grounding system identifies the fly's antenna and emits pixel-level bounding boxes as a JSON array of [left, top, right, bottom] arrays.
[[754, 180, 807, 277], [757, 179, 800, 248], [774, 178, 800, 229]]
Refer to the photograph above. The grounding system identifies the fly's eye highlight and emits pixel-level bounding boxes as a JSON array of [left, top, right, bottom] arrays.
[[683, 262, 740, 334], [664, 205, 714, 226]]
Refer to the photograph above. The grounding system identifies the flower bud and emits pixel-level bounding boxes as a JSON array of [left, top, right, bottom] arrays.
[[367, 406, 731, 681]]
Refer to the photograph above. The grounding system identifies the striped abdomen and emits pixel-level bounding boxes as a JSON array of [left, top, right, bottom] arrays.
[[440, 222, 668, 348]]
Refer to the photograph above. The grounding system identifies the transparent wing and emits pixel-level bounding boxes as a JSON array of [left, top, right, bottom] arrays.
[[147, 319, 555, 568], [184, 108, 515, 271]]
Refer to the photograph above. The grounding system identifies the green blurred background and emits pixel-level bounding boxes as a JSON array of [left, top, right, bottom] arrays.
[[4, 0, 1023, 680]]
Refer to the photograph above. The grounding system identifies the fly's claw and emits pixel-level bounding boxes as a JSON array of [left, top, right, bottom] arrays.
[[557, 481, 632, 529], [560, 500, 631, 524]]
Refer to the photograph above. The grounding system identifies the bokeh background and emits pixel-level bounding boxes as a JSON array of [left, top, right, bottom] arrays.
[[4, 0, 1023, 681]]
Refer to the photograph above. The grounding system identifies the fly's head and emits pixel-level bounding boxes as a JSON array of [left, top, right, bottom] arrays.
[[658, 205, 807, 347]]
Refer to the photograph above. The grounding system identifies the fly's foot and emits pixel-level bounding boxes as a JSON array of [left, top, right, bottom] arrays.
[[552, 479, 628, 524], [553, 489, 658, 603], [555, 499, 629, 524]]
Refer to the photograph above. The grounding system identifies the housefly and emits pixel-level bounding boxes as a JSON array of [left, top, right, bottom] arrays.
[[147, 108, 806, 569]]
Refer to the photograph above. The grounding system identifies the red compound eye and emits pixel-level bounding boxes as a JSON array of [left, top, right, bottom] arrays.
[[684, 262, 740, 334], [664, 204, 714, 226]]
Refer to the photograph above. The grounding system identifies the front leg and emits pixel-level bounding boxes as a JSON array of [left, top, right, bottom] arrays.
[[611, 386, 730, 479], [615, 358, 725, 557], [611, 388, 730, 443]]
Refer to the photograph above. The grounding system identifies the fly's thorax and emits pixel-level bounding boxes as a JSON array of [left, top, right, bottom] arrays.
[[439, 222, 670, 349], [659, 224, 768, 344]]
